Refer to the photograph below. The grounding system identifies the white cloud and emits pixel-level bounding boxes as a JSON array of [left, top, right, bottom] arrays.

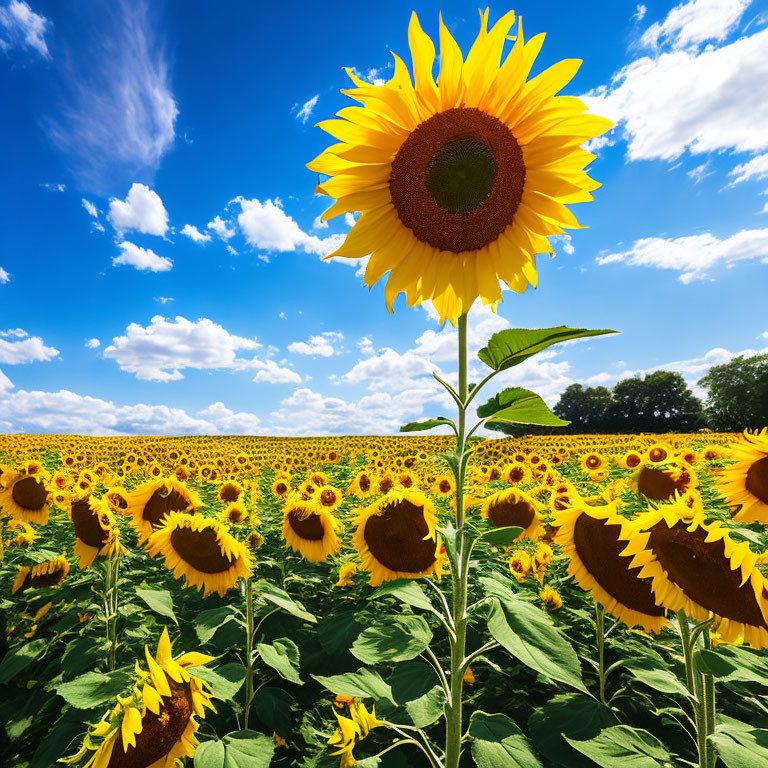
[[640, 0, 750, 50], [762, 330, 768, 339], [357, 336, 375, 356], [288, 332, 344, 357], [41, 182, 65, 192], [181, 223, 212, 243], [0, 266, 9, 284], [154, 296, 174, 304], [85, 338, 101, 349], [235, 197, 345, 258], [252, 359, 302, 384], [207, 215, 235, 241], [343, 348, 440, 388], [0, 328, 26, 338], [108, 183, 169, 236], [295, 94, 319, 124], [728, 152, 768, 184], [46, 0, 177, 192], [687, 160, 714, 183], [312, 215, 328, 230], [196, 402, 262, 433], [0, 0, 50, 58], [634, 4, 647, 22], [113, 241, 172, 272], [597, 227, 768, 282], [0, 332, 59, 364], [583, 26, 768, 162], [82, 198, 99, 218], [0, 369, 12, 392]]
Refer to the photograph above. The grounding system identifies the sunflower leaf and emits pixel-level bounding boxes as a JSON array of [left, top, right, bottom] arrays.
[[372, 579, 438, 614], [478, 326, 618, 372], [194, 730, 275, 768], [135, 588, 177, 625], [400, 417, 456, 433], [193, 663, 246, 700], [253, 686, 296, 737], [196, 606, 239, 644], [476, 526, 524, 547], [469, 710, 543, 768], [257, 638, 302, 685], [313, 668, 394, 702], [351, 615, 433, 664], [0, 638, 47, 684], [56, 668, 134, 709], [477, 387, 569, 427], [709, 714, 768, 768], [564, 725, 672, 767], [252, 579, 317, 624]]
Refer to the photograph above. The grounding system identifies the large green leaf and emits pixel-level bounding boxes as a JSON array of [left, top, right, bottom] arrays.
[[253, 687, 296, 738], [193, 663, 246, 700], [478, 326, 618, 372], [317, 610, 362, 658], [0, 638, 47, 683], [484, 588, 585, 693], [388, 661, 437, 705], [406, 685, 445, 728], [477, 526, 524, 547], [477, 387, 569, 427], [252, 579, 316, 623], [695, 646, 768, 687], [135, 588, 177, 625], [469, 711, 543, 768], [196, 606, 239, 644], [400, 417, 455, 433], [372, 579, 437, 614], [351, 615, 433, 665], [194, 730, 275, 768], [709, 715, 768, 768], [257, 638, 302, 685], [623, 655, 691, 697], [56, 669, 133, 709], [313, 668, 394, 702], [565, 725, 672, 767]]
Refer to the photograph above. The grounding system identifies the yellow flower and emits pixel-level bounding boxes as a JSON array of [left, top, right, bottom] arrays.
[[335, 562, 358, 588], [540, 584, 563, 611], [462, 666, 476, 685], [508, 550, 532, 583]]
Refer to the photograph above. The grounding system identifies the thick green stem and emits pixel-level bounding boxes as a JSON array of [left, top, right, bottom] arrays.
[[243, 576, 255, 730], [445, 313, 469, 768], [702, 627, 716, 768], [595, 602, 607, 705]]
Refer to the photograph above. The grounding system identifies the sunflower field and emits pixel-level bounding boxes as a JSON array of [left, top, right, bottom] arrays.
[[2, 428, 768, 768]]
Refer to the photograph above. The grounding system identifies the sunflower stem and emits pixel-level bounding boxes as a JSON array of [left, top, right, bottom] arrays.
[[243, 576, 255, 730], [702, 625, 717, 768], [595, 601, 608, 706]]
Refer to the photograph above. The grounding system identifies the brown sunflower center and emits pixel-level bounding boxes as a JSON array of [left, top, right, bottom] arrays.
[[636, 467, 685, 500], [359, 474, 371, 493], [12, 476, 47, 511], [626, 454, 641, 468], [288, 508, 326, 540], [363, 499, 436, 574], [508, 467, 525, 483], [389, 107, 525, 253], [144, 488, 192, 526], [573, 513, 664, 617], [487, 497, 535, 530], [107, 679, 193, 768], [439, 479, 452, 494], [649, 448, 668, 462], [71, 497, 108, 548], [219, 483, 241, 502], [21, 566, 66, 593], [169, 525, 234, 573], [585, 455, 601, 469], [648, 522, 767, 628], [746, 456, 768, 505], [320, 489, 338, 507]]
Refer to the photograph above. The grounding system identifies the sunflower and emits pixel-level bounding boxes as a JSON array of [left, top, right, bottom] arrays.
[[219, 501, 250, 525], [147, 512, 252, 597], [271, 475, 292, 498], [618, 450, 643, 470], [124, 479, 203, 544], [316, 484, 343, 513], [508, 549, 532, 582], [717, 428, 768, 523], [346, 471, 374, 498], [353, 488, 442, 586], [631, 462, 698, 502], [217, 480, 244, 504], [12, 553, 70, 595], [432, 473, 456, 498], [479, 487, 541, 540], [64, 628, 215, 768], [69, 494, 123, 568], [553, 502, 667, 633], [0, 468, 51, 525], [309, 10, 611, 324], [282, 495, 342, 563], [624, 502, 768, 647], [580, 451, 607, 474], [5, 519, 36, 548], [646, 442, 673, 464], [499, 460, 532, 485]]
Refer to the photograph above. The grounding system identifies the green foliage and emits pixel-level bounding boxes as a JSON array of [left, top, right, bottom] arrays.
[[351, 615, 433, 664], [399, 417, 456, 433], [194, 731, 275, 768], [135, 587, 177, 624], [478, 387, 570, 427], [469, 711, 543, 768], [565, 725, 672, 767], [699, 353, 768, 431]]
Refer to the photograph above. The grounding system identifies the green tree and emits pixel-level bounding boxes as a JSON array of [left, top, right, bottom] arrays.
[[552, 384, 615, 433], [699, 354, 768, 431]]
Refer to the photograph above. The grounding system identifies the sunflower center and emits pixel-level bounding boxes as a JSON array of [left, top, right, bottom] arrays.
[[320, 489, 338, 507], [220, 483, 241, 502], [390, 107, 525, 253], [508, 467, 525, 483], [746, 456, 768, 505], [636, 467, 683, 500], [359, 474, 371, 493], [648, 522, 767, 628], [487, 498, 535, 531], [573, 513, 664, 617], [288, 508, 326, 540], [170, 525, 234, 573], [71, 497, 108, 548], [12, 476, 47, 511], [144, 488, 192, 526], [21, 565, 67, 593], [363, 499, 437, 574], [107, 680, 193, 768]]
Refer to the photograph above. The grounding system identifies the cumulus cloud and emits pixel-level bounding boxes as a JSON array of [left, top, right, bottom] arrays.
[[113, 241, 172, 272], [597, 227, 768, 282], [294, 94, 319, 124], [583, 26, 768, 162], [0, 0, 50, 58], [82, 198, 99, 218], [252, 360, 302, 384], [108, 183, 169, 236], [85, 338, 101, 349], [288, 332, 344, 357], [0, 328, 27, 338], [46, 0, 177, 193], [207, 215, 235, 241], [0, 331, 59, 364], [181, 224, 212, 243], [0, 368, 12, 391], [235, 197, 345, 258], [0, 266, 10, 284]]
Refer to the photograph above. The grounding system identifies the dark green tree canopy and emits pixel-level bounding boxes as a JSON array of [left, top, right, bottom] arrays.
[[699, 354, 768, 431]]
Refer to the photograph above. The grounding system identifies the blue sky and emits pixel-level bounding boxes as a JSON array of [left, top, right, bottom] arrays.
[[1, 0, 768, 435]]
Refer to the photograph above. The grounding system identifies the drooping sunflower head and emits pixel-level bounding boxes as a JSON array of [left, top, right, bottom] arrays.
[[12, 553, 70, 595], [553, 501, 667, 633], [64, 628, 215, 768], [147, 512, 252, 597], [282, 495, 342, 563], [69, 494, 123, 568], [717, 428, 768, 523], [346, 470, 374, 498], [220, 501, 250, 525], [310, 10, 611, 324], [353, 488, 441, 586], [5, 519, 36, 548], [631, 461, 698, 502], [479, 486, 541, 541], [124, 478, 203, 544]]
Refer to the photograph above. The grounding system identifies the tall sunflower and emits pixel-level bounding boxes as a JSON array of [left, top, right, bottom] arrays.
[[353, 488, 442, 586], [63, 628, 215, 768], [282, 495, 342, 563], [0, 468, 52, 525], [479, 486, 540, 540], [147, 512, 252, 597], [69, 494, 123, 568], [717, 428, 768, 523], [553, 501, 667, 633], [123, 478, 203, 544], [309, 10, 611, 323]]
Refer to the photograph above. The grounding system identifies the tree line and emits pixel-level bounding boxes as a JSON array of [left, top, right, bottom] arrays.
[[486, 354, 768, 435]]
